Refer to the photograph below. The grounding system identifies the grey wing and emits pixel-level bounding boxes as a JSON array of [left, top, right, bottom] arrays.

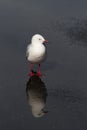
[[26, 45, 30, 60], [26, 51, 29, 60]]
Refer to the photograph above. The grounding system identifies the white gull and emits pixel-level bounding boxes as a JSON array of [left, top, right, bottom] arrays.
[[26, 34, 48, 76]]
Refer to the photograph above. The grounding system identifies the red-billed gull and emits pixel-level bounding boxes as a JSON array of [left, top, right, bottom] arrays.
[[26, 34, 48, 76]]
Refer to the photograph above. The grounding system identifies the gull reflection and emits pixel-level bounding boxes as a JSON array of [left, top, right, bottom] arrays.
[[26, 72, 48, 118]]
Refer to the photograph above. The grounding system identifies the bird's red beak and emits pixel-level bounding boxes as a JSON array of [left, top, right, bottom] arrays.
[[44, 40, 48, 43]]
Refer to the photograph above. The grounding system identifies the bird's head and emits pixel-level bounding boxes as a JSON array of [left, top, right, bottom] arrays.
[[31, 34, 48, 45], [32, 108, 48, 118], [31, 101, 48, 118]]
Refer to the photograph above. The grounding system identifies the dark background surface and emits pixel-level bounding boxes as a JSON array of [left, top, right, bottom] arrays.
[[0, 0, 87, 129]]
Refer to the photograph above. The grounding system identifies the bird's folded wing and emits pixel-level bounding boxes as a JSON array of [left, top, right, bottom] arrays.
[[26, 45, 30, 59], [26, 51, 29, 59]]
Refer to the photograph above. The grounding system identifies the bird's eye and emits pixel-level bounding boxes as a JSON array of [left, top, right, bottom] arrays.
[[39, 38, 41, 40]]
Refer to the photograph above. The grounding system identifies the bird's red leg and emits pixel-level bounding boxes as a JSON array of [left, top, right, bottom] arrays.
[[29, 63, 35, 76], [37, 64, 43, 77]]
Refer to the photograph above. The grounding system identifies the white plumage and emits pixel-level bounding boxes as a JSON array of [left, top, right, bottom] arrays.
[[26, 34, 48, 76], [26, 34, 47, 63]]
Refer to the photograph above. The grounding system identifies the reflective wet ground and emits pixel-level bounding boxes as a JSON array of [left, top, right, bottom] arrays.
[[0, 0, 87, 130]]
